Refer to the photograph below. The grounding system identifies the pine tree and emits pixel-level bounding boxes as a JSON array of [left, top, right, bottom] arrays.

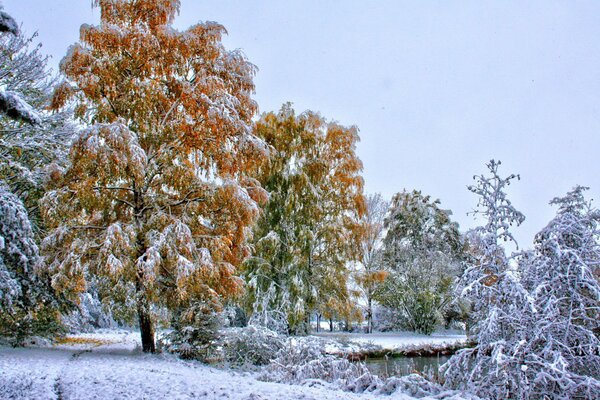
[[376, 190, 463, 334], [42, 0, 267, 352], [0, 184, 61, 344], [244, 104, 365, 334]]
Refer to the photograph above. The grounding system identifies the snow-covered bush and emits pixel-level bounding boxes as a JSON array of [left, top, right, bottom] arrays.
[[222, 305, 248, 328], [259, 336, 469, 398], [219, 325, 284, 366], [372, 304, 404, 332], [259, 336, 379, 391], [376, 374, 444, 397], [160, 302, 222, 361]]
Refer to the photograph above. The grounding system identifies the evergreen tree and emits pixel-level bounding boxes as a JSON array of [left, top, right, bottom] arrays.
[[459, 159, 525, 331], [0, 184, 61, 344], [42, 0, 267, 352], [443, 160, 533, 398]]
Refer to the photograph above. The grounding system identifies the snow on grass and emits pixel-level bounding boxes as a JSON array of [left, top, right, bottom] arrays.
[[313, 330, 467, 354], [0, 330, 436, 400]]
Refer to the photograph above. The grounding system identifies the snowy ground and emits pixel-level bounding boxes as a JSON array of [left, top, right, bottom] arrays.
[[313, 331, 467, 354], [0, 330, 464, 400]]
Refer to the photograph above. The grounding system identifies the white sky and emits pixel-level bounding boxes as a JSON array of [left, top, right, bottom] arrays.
[[4, 0, 600, 249]]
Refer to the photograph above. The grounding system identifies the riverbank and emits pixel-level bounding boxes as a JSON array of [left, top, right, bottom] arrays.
[[312, 330, 470, 360]]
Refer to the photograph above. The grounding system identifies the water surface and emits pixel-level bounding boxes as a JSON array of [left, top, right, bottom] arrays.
[[364, 355, 450, 378]]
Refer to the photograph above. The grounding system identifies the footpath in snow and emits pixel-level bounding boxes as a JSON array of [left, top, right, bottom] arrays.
[[0, 330, 469, 400]]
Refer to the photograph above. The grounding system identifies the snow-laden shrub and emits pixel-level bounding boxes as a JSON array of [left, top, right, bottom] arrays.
[[160, 302, 222, 361], [219, 325, 284, 366], [376, 374, 443, 397], [259, 336, 380, 391], [258, 336, 471, 398]]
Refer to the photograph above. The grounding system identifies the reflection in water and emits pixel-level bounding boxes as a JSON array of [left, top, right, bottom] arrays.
[[364, 355, 450, 378]]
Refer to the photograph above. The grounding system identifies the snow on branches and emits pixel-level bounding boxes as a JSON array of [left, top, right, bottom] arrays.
[[0, 90, 41, 126], [0, 10, 18, 35], [444, 163, 600, 398], [0, 185, 37, 310], [0, 9, 42, 125], [44, 0, 267, 352]]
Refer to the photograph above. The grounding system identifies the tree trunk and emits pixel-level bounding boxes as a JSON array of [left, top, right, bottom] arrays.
[[316, 313, 321, 332], [133, 184, 155, 353], [329, 318, 333, 332], [138, 300, 155, 353], [367, 298, 373, 334], [136, 264, 155, 353]]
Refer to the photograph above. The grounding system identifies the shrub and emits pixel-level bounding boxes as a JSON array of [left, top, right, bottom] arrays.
[[220, 325, 284, 366]]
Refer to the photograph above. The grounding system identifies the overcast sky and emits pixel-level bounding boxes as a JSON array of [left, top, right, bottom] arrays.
[[4, 0, 600, 249]]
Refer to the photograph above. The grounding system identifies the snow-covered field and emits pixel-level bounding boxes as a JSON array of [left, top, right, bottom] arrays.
[[0, 330, 468, 400], [314, 331, 467, 354]]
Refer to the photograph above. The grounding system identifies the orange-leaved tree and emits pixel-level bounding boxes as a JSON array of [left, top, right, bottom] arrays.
[[42, 0, 267, 352]]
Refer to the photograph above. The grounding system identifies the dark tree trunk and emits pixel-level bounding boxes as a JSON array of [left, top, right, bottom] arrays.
[[344, 318, 351, 332], [136, 265, 155, 353], [316, 313, 321, 332], [133, 183, 155, 353], [138, 301, 155, 353], [329, 318, 333, 332]]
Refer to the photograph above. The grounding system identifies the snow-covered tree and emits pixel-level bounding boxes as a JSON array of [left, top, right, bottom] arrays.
[[0, 14, 75, 223], [442, 160, 532, 397], [516, 186, 600, 397], [0, 185, 60, 343], [458, 159, 525, 331], [0, 7, 70, 342], [42, 0, 268, 352], [0, 7, 38, 126], [0, 185, 37, 313], [376, 190, 463, 334], [244, 104, 365, 335], [444, 186, 600, 398], [352, 193, 388, 333], [0, 9, 18, 35]]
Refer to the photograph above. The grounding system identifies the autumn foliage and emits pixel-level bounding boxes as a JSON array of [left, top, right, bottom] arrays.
[[244, 104, 365, 334], [42, 0, 267, 352]]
